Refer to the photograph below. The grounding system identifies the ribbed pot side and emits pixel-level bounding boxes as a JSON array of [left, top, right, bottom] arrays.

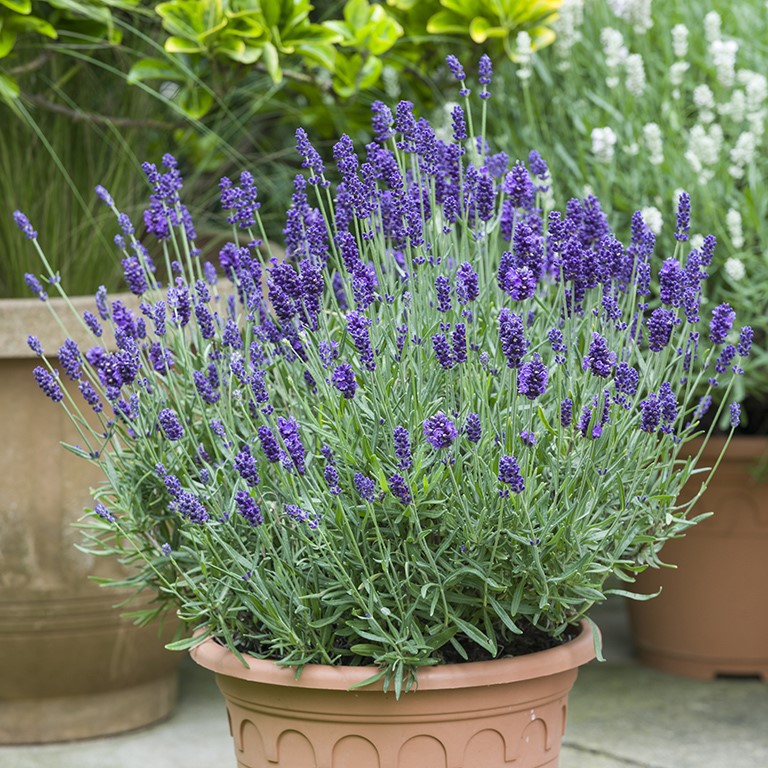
[[0, 296, 181, 744], [628, 436, 768, 680], [191, 620, 597, 768]]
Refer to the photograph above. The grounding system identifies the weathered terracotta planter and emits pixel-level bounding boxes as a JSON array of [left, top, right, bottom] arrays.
[[0, 295, 181, 743], [191, 620, 596, 768], [628, 436, 768, 680]]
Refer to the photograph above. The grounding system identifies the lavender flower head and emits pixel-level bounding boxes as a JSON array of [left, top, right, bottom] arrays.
[[394, 426, 412, 469], [709, 303, 736, 344], [517, 354, 549, 400], [332, 363, 358, 400], [13, 210, 37, 240], [423, 412, 457, 450], [498, 456, 525, 494]]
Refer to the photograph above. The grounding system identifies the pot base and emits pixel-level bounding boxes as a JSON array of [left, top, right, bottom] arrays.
[[0, 674, 178, 744]]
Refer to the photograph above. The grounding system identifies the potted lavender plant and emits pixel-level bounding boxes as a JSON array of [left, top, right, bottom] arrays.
[[15, 57, 750, 767]]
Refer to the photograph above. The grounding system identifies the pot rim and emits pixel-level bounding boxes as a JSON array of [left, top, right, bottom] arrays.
[[189, 619, 597, 692]]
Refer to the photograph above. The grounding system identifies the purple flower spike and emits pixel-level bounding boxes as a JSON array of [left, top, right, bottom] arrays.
[[519, 431, 537, 446], [423, 412, 458, 449], [446, 54, 466, 84], [278, 416, 306, 475], [583, 333, 616, 377], [647, 308, 676, 352], [432, 333, 454, 370], [389, 474, 412, 506], [435, 275, 452, 313], [235, 445, 260, 488], [478, 54, 492, 99], [24, 273, 47, 301], [58, 339, 82, 381], [709, 303, 736, 344], [517, 354, 549, 400], [257, 426, 281, 463], [499, 309, 528, 369], [235, 491, 263, 526], [394, 426, 412, 469], [498, 456, 525, 494], [158, 408, 184, 440], [13, 210, 37, 240], [737, 327, 753, 357], [371, 100, 394, 142], [94, 502, 115, 522], [639, 394, 661, 433], [659, 258, 684, 307], [456, 262, 479, 304], [354, 473, 376, 502], [33, 366, 63, 402], [675, 192, 690, 242], [730, 402, 741, 428], [324, 464, 341, 495], [27, 335, 43, 355], [560, 398, 573, 427], [332, 363, 358, 399], [465, 413, 482, 443]]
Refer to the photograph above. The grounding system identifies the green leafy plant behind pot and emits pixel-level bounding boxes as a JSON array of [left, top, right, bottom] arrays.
[[14, 56, 749, 697]]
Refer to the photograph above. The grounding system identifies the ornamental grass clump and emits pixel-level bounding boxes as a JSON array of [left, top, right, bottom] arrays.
[[17, 57, 750, 694]]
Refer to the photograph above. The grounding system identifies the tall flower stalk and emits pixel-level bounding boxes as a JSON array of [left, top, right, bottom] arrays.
[[16, 58, 749, 694]]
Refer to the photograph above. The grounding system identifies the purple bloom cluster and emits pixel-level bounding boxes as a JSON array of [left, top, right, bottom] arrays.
[[257, 425, 281, 463], [285, 503, 321, 529], [423, 412, 457, 450], [354, 473, 376, 502], [560, 398, 573, 427], [94, 502, 115, 522], [709, 303, 736, 344], [33, 366, 63, 402], [464, 412, 482, 443], [498, 456, 524, 494], [347, 311, 375, 370], [332, 363, 358, 399], [388, 473, 412, 506], [517, 354, 549, 400], [24, 273, 47, 301], [174, 491, 209, 524], [13, 210, 37, 240], [235, 445, 260, 487], [583, 333, 616, 377], [478, 54, 492, 99], [393, 426, 412, 469], [235, 490, 263, 526], [220, 172, 261, 228], [278, 416, 306, 475], [158, 408, 184, 440], [58, 339, 82, 381], [498, 309, 527, 368]]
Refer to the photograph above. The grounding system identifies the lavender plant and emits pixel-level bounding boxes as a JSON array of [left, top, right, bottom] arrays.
[[17, 58, 749, 693], [484, 0, 768, 429]]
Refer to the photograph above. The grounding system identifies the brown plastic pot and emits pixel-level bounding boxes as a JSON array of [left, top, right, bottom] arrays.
[[628, 436, 768, 680], [0, 295, 181, 743], [190, 620, 597, 768]]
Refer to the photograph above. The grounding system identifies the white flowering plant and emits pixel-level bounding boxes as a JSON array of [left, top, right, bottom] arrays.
[[486, 0, 768, 430], [17, 58, 749, 691]]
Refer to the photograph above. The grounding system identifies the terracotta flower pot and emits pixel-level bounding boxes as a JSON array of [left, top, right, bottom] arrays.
[[0, 295, 182, 743], [190, 620, 597, 768], [628, 436, 768, 680]]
